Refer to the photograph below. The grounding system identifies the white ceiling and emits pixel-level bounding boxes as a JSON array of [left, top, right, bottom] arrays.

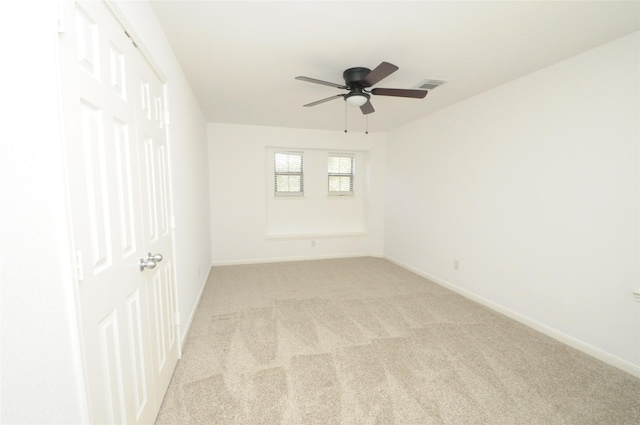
[[150, 1, 639, 133]]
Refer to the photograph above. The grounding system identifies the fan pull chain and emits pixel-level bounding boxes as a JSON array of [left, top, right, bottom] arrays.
[[344, 102, 348, 133], [366, 115, 369, 135]]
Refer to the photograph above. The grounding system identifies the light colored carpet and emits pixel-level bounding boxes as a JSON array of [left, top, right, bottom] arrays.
[[155, 257, 640, 424]]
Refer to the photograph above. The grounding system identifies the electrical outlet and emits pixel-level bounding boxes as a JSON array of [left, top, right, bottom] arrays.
[[311, 240, 316, 247], [454, 260, 459, 270], [197, 266, 200, 277]]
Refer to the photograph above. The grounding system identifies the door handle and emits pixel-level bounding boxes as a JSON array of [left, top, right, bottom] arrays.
[[147, 253, 163, 262], [139, 258, 156, 272]]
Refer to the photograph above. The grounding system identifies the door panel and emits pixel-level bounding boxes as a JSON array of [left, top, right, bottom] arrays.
[[136, 59, 179, 397], [126, 289, 150, 419], [78, 100, 113, 273], [59, 1, 177, 424], [113, 118, 138, 257], [98, 309, 127, 425]]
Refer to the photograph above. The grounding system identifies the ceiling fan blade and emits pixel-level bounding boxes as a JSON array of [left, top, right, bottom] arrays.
[[362, 62, 399, 87], [360, 100, 375, 115], [295, 76, 347, 89], [371, 88, 428, 99], [303, 94, 345, 107]]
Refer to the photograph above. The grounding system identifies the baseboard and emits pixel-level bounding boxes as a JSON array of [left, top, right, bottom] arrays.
[[384, 255, 640, 379], [179, 264, 213, 352], [211, 252, 384, 267]]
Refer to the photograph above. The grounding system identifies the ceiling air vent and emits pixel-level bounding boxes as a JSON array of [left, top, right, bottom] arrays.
[[418, 79, 447, 90]]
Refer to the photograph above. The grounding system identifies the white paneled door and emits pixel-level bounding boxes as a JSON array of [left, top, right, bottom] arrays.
[[58, 1, 178, 423]]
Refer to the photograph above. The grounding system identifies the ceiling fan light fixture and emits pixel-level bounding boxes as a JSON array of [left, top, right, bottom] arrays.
[[345, 92, 369, 107]]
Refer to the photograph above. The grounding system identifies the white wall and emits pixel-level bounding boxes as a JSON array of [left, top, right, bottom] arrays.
[[0, 2, 87, 423], [385, 32, 640, 376], [266, 148, 366, 236], [209, 123, 386, 264], [112, 1, 212, 342]]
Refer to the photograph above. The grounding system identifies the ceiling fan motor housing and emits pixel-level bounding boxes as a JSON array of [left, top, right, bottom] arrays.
[[343, 67, 371, 88]]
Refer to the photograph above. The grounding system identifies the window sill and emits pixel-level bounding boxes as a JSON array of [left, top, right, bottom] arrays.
[[274, 194, 305, 198], [265, 231, 369, 240]]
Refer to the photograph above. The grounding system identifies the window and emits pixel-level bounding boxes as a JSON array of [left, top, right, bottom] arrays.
[[328, 153, 354, 195], [274, 151, 304, 196]]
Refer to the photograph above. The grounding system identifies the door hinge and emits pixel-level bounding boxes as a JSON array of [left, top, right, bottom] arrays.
[[124, 30, 138, 48], [173, 312, 181, 326], [75, 250, 84, 281]]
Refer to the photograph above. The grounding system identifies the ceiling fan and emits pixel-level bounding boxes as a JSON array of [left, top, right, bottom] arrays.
[[295, 62, 428, 115]]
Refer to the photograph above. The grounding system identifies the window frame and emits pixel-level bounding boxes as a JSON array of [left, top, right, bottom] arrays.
[[327, 152, 355, 196], [274, 151, 304, 197]]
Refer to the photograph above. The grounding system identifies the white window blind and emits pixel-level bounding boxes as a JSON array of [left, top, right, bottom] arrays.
[[274, 151, 304, 196], [328, 153, 354, 195]]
